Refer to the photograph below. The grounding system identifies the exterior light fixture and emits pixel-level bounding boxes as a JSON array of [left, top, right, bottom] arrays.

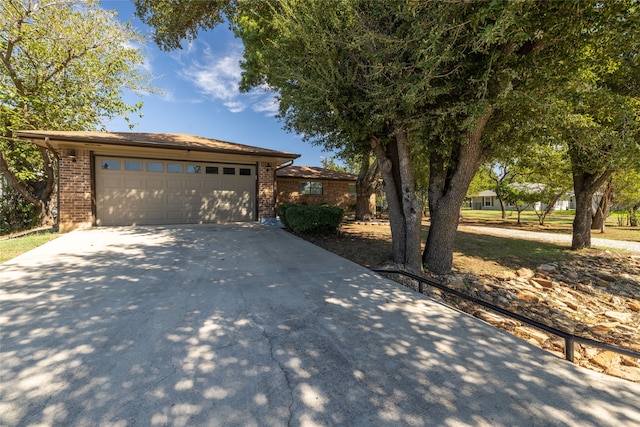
[[68, 149, 77, 163], [265, 164, 272, 171]]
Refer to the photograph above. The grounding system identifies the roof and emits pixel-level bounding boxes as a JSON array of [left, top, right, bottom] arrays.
[[15, 130, 300, 160], [276, 165, 358, 181], [473, 190, 497, 197]]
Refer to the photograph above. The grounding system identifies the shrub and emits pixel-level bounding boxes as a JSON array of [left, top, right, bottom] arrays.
[[0, 186, 39, 235], [285, 204, 344, 234], [276, 203, 304, 230]]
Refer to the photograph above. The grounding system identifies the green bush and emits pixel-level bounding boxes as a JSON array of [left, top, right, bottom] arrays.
[[0, 186, 39, 235], [285, 204, 344, 234], [276, 203, 304, 230]]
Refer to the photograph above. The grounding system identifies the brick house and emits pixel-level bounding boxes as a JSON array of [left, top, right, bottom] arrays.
[[276, 165, 375, 212], [16, 131, 299, 232]]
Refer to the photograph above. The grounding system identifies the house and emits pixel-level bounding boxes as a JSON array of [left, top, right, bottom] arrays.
[[466, 186, 576, 211], [16, 131, 299, 232], [467, 190, 499, 210], [276, 165, 375, 211]]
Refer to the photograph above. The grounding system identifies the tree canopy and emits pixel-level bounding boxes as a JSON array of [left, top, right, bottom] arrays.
[[1, 0, 152, 226], [133, 0, 640, 273]]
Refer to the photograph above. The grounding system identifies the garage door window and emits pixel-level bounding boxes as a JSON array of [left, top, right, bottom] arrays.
[[239, 168, 251, 176], [223, 167, 235, 175], [167, 163, 183, 173], [147, 162, 163, 172], [125, 161, 142, 171], [187, 165, 201, 174], [206, 166, 219, 174], [101, 159, 120, 170]]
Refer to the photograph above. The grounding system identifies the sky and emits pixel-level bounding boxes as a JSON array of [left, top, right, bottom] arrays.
[[100, 1, 336, 168]]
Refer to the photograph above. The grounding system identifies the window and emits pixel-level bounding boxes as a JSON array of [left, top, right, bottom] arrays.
[[484, 197, 493, 207], [205, 166, 219, 174], [101, 159, 120, 170], [348, 183, 356, 195], [300, 182, 323, 195], [187, 165, 201, 174], [167, 163, 183, 173], [147, 162, 163, 172], [125, 161, 142, 171], [223, 167, 235, 175], [239, 168, 251, 176]]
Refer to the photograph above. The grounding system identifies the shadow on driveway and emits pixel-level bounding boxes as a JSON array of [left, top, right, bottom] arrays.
[[1, 224, 639, 426]]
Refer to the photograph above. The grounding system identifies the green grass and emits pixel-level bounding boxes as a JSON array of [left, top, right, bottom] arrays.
[[452, 230, 572, 274], [458, 208, 639, 242], [460, 208, 576, 226], [0, 229, 59, 263]]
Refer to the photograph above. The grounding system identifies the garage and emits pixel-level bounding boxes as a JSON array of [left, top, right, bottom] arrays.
[[95, 156, 256, 225], [16, 131, 299, 232]]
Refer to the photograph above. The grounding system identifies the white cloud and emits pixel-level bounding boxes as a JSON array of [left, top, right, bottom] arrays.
[[180, 43, 278, 116], [224, 100, 246, 113], [251, 93, 279, 116]]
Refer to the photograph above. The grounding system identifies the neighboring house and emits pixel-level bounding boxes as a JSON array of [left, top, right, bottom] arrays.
[[467, 186, 576, 211], [467, 190, 499, 210], [276, 165, 374, 211], [16, 131, 299, 232]]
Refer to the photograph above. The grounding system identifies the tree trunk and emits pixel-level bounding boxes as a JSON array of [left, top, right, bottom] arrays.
[[498, 198, 506, 219], [573, 189, 593, 249], [423, 111, 491, 274], [355, 151, 377, 220], [0, 141, 57, 227], [371, 129, 423, 273], [591, 178, 614, 233], [571, 169, 613, 249]]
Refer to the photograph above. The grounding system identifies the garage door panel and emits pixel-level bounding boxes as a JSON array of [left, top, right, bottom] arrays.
[[96, 157, 255, 225], [167, 180, 183, 189], [146, 177, 163, 188]]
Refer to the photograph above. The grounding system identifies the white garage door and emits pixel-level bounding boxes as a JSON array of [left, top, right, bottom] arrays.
[[95, 156, 256, 225]]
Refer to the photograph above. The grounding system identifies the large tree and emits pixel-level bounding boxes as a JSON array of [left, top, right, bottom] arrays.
[[134, 0, 637, 273], [1, 0, 151, 226]]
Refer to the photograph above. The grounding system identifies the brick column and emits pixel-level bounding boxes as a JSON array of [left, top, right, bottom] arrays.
[[58, 148, 92, 232], [258, 161, 276, 219]]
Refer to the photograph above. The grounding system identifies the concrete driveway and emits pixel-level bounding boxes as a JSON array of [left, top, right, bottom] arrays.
[[1, 224, 639, 426]]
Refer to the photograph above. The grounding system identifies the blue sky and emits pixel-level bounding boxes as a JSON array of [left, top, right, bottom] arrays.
[[101, 1, 335, 168]]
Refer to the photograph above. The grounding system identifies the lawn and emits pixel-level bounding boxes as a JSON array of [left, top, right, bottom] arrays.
[[307, 221, 575, 274], [0, 229, 59, 263], [459, 209, 639, 242]]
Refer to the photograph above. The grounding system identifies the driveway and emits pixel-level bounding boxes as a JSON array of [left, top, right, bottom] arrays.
[[1, 225, 639, 426]]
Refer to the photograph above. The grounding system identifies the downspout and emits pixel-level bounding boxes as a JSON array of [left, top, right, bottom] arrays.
[[276, 160, 294, 171]]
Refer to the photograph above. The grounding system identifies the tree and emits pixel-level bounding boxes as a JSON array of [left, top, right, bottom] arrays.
[[503, 183, 539, 225], [350, 150, 379, 220], [557, 3, 640, 248], [1, 0, 151, 226], [610, 168, 640, 227], [133, 0, 636, 274], [485, 161, 523, 219], [520, 145, 573, 226], [591, 177, 614, 233], [558, 87, 640, 248]]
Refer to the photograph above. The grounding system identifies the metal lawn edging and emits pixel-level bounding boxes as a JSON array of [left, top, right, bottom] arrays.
[[372, 268, 640, 363]]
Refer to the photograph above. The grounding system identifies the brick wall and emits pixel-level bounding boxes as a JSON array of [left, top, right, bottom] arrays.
[[58, 148, 92, 232], [276, 179, 357, 209], [258, 161, 276, 218]]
